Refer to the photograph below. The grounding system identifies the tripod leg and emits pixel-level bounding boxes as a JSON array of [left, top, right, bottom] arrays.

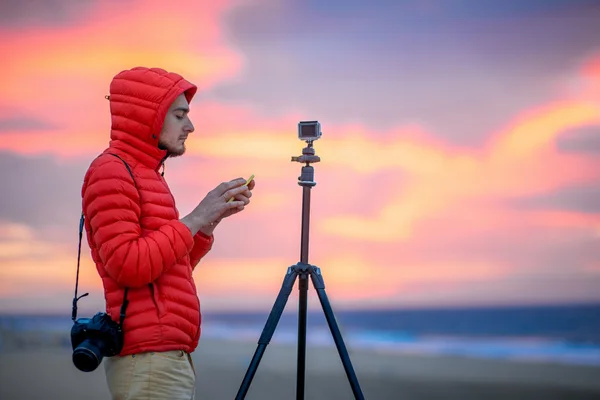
[[297, 272, 308, 400], [309, 266, 365, 400], [235, 267, 298, 400]]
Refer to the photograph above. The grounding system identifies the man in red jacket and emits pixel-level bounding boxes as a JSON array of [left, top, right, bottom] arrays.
[[81, 66, 255, 399]]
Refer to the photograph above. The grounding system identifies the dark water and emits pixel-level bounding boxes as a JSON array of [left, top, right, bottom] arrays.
[[2, 303, 600, 366], [200, 304, 600, 366]]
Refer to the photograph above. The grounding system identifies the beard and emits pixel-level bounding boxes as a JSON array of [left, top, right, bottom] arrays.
[[158, 139, 185, 157]]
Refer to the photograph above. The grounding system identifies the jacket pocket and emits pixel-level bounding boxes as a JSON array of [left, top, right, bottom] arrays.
[[148, 283, 164, 318], [189, 280, 201, 342]]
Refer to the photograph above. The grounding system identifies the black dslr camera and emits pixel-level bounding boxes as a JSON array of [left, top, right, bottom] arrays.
[[71, 311, 125, 372]]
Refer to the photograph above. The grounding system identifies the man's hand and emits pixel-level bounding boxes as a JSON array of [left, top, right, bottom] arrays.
[[180, 177, 255, 236]]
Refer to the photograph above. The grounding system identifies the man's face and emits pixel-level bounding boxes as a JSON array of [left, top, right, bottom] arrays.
[[158, 94, 195, 157]]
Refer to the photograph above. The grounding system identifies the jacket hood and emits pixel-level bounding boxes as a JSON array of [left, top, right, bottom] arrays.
[[107, 66, 197, 169]]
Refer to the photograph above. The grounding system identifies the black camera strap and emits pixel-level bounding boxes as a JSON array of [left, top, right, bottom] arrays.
[[72, 153, 135, 330]]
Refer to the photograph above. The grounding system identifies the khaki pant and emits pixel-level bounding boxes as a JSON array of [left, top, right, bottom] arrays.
[[104, 350, 196, 400]]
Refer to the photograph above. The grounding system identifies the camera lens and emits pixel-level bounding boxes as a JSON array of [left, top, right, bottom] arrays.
[[72, 339, 103, 372]]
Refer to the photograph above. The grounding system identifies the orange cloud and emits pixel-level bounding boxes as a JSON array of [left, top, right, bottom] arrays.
[[194, 258, 295, 295], [489, 101, 600, 163], [301, 253, 507, 303], [319, 98, 600, 242], [0, 0, 241, 95], [183, 122, 459, 176], [0, 222, 101, 299], [190, 251, 508, 308], [0, 0, 243, 157]]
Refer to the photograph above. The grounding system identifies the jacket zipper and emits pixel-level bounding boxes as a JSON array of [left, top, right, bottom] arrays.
[[158, 162, 179, 216]]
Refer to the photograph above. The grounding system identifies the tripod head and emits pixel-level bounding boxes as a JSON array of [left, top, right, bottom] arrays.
[[291, 141, 320, 165], [291, 121, 321, 187]]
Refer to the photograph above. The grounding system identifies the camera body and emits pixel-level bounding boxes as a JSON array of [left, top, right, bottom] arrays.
[[298, 121, 322, 141], [71, 312, 124, 372]]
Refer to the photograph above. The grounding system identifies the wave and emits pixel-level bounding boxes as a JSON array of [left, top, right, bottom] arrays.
[[200, 322, 600, 367]]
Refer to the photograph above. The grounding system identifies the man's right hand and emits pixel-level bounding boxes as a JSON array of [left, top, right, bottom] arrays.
[[180, 177, 253, 236]]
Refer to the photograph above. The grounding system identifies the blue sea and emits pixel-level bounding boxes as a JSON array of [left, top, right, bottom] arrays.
[[2, 304, 600, 367]]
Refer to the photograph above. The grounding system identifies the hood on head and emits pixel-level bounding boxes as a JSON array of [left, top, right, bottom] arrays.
[[107, 66, 197, 152]]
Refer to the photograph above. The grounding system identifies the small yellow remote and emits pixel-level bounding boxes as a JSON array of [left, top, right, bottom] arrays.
[[227, 174, 254, 203]]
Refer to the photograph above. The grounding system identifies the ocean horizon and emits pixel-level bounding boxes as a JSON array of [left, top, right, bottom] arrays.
[[2, 303, 600, 367]]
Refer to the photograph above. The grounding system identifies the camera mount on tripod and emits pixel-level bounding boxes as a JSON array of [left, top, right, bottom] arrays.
[[291, 121, 321, 187]]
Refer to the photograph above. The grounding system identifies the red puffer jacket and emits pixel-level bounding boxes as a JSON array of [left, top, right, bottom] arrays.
[[81, 67, 212, 356]]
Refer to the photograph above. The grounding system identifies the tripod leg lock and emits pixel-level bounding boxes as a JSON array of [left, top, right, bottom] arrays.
[[309, 266, 325, 289], [281, 266, 297, 293]]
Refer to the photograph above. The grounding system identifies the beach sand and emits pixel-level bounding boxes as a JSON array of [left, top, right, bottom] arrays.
[[1, 338, 599, 399]]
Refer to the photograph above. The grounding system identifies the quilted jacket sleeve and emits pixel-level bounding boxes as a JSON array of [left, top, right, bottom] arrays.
[[83, 159, 195, 288], [190, 232, 214, 270]]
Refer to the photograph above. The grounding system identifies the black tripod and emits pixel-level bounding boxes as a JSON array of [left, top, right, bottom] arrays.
[[235, 139, 365, 400]]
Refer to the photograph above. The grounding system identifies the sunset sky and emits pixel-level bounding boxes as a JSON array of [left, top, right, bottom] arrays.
[[1, 0, 599, 314]]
